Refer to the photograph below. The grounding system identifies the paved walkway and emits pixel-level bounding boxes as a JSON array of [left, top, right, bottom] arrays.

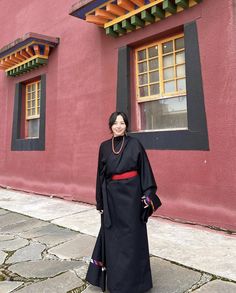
[[0, 187, 235, 293]]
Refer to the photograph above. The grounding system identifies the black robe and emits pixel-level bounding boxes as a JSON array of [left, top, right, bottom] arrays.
[[86, 135, 161, 293]]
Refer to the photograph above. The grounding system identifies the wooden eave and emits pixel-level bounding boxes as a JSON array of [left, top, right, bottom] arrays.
[[70, 0, 202, 37], [0, 33, 59, 77]]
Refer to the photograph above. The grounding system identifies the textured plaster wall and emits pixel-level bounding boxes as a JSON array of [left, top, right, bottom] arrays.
[[0, 0, 235, 230]]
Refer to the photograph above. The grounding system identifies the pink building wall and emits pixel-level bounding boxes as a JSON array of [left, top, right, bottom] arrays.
[[0, 0, 235, 230]]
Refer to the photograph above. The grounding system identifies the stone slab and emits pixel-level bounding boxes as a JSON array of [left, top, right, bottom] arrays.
[[9, 259, 83, 278], [194, 279, 236, 292], [0, 281, 23, 293], [6, 241, 45, 263], [0, 209, 9, 216], [147, 218, 236, 281], [0, 188, 93, 221], [0, 250, 7, 264], [83, 285, 107, 292], [149, 257, 202, 293], [34, 228, 78, 247], [0, 213, 30, 229], [0, 235, 15, 241], [48, 234, 96, 260], [16, 271, 85, 293], [19, 223, 67, 239], [73, 262, 89, 280], [0, 218, 48, 233], [0, 238, 28, 251], [52, 209, 100, 236]]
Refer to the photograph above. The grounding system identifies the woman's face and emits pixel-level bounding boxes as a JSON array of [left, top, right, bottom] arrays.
[[111, 115, 126, 137]]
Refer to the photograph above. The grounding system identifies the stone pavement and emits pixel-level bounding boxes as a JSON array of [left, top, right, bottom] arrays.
[[0, 187, 235, 293]]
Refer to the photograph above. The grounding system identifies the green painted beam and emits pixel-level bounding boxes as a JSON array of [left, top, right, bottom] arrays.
[[193, 0, 202, 3], [105, 27, 118, 37], [151, 5, 165, 19], [141, 10, 155, 23], [131, 15, 145, 28], [113, 23, 126, 35], [163, 0, 177, 14], [122, 19, 135, 31], [175, 0, 189, 9]]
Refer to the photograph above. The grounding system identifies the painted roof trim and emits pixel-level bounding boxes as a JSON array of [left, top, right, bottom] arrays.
[[0, 32, 59, 59], [70, 0, 108, 20]]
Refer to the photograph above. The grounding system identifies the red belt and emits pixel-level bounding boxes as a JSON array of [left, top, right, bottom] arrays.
[[111, 170, 138, 180]]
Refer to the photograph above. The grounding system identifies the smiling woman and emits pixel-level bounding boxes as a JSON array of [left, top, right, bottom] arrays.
[[86, 111, 162, 293]]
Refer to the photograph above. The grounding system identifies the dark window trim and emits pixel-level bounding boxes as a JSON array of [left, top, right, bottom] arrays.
[[116, 21, 209, 150], [11, 74, 46, 151]]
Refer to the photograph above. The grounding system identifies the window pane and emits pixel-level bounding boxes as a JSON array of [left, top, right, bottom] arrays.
[[176, 51, 185, 64], [163, 54, 174, 67], [176, 65, 185, 77], [32, 84, 36, 91], [32, 108, 36, 115], [175, 37, 184, 50], [162, 41, 173, 54], [27, 110, 31, 116], [139, 86, 148, 97], [164, 80, 175, 93], [148, 46, 158, 58], [27, 101, 31, 108], [177, 78, 186, 91], [138, 49, 146, 61], [139, 74, 148, 85], [164, 67, 175, 80], [140, 96, 188, 130], [27, 118, 40, 138], [138, 61, 147, 73], [149, 58, 159, 70], [149, 71, 159, 83], [150, 84, 159, 95]]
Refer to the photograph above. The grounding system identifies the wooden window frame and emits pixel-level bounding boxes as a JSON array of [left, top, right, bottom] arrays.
[[116, 21, 209, 150], [25, 80, 41, 138], [135, 33, 188, 131], [135, 33, 186, 103], [11, 74, 46, 151]]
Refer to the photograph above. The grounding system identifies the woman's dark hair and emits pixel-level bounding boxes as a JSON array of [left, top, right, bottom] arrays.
[[108, 112, 129, 132]]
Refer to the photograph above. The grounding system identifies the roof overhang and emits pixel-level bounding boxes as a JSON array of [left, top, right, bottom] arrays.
[[70, 0, 202, 37], [0, 32, 59, 77]]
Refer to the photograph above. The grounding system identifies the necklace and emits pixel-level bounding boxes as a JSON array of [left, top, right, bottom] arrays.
[[112, 135, 125, 155]]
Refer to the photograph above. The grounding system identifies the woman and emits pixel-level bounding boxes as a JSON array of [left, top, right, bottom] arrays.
[[86, 111, 161, 293]]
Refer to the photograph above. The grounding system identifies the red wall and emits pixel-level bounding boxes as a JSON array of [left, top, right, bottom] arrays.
[[0, 0, 235, 230]]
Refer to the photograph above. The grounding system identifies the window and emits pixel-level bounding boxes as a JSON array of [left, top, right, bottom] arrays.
[[116, 21, 209, 150], [135, 34, 188, 131], [11, 74, 46, 151], [25, 80, 41, 138]]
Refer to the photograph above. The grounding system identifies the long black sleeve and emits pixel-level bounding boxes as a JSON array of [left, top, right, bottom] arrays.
[[138, 141, 161, 221], [96, 145, 104, 210]]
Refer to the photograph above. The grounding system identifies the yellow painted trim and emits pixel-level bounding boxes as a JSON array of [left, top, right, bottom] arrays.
[[104, 0, 163, 28], [135, 33, 186, 103], [5, 55, 48, 72], [0, 41, 53, 62], [26, 80, 41, 120], [84, 0, 199, 29]]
